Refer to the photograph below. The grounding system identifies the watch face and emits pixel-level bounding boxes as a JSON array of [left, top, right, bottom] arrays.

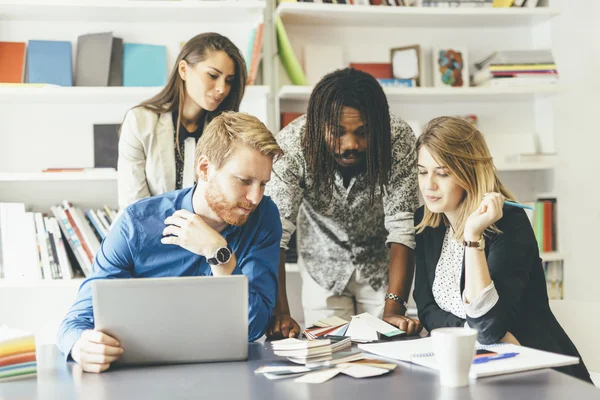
[[216, 247, 231, 263]]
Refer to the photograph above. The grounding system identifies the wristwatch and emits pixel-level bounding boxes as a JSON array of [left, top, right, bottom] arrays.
[[463, 236, 485, 251], [385, 293, 408, 309], [207, 245, 233, 265]]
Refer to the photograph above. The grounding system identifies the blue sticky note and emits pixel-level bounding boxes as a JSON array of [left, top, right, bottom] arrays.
[[27, 40, 73, 86], [123, 43, 167, 87]]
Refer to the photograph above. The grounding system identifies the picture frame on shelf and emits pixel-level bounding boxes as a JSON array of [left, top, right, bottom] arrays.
[[390, 44, 421, 87], [432, 46, 469, 88]]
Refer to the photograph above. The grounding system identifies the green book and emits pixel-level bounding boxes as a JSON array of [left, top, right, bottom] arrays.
[[276, 17, 307, 86], [534, 201, 544, 252]]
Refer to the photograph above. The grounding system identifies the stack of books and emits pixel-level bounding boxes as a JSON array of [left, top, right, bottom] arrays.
[[0, 326, 36, 382], [473, 50, 559, 87]]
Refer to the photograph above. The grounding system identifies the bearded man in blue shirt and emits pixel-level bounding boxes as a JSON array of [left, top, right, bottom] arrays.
[[57, 111, 284, 373]]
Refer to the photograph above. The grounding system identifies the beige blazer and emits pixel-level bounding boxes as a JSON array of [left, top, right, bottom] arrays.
[[117, 107, 178, 209]]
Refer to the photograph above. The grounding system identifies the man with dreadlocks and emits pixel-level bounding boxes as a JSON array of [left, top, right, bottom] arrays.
[[266, 68, 422, 339]]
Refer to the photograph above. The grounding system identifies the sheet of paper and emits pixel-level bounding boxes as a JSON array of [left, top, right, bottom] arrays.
[[264, 372, 307, 380], [294, 368, 342, 384], [358, 337, 434, 362], [340, 364, 391, 378], [313, 316, 349, 328], [353, 313, 404, 337], [345, 316, 378, 342], [351, 359, 397, 370]]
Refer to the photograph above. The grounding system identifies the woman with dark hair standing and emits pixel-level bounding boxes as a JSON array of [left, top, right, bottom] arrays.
[[118, 32, 247, 209]]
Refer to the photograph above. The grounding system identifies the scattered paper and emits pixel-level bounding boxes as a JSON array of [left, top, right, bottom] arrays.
[[353, 313, 404, 337], [294, 368, 342, 384], [340, 364, 392, 378]]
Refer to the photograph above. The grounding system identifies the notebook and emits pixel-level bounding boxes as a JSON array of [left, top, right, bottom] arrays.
[[123, 43, 167, 87], [359, 337, 579, 379], [0, 42, 26, 83], [93, 124, 120, 169], [26, 40, 73, 86], [75, 32, 113, 86]]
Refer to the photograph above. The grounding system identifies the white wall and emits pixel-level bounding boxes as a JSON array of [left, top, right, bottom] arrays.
[[550, 0, 600, 303]]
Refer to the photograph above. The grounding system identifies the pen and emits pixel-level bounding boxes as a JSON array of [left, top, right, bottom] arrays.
[[504, 200, 535, 211], [473, 352, 519, 364]]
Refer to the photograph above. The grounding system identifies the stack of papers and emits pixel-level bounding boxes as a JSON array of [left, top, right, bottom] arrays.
[[304, 317, 349, 340], [0, 325, 36, 381], [272, 337, 352, 364]]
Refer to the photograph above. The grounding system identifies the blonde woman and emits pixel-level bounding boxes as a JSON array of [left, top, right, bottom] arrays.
[[413, 116, 591, 383], [118, 32, 247, 209]]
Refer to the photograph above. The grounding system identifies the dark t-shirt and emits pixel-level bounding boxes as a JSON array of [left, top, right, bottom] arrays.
[[171, 110, 203, 190]]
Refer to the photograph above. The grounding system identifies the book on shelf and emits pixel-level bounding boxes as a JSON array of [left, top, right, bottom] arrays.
[[0, 201, 118, 281], [349, 63, 393, 79], [75, 32, 114, 87], [276, 17, 307, 86], [123, 43, 167, 87], [473, 50, 559, 87], [26, 40, 73, 87], [247, 23, 264, 86], [280, 112, 304, 129], [0, 42, 26, 84], [421, 0, 493, 7], [522, 197, 557, 253], [544, 260, 563, 300], [377, 78, 416, 88], [93, 124, 121, 169]]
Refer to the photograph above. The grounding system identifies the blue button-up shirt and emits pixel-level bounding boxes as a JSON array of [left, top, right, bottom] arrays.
[[56, 185, 281, 358]]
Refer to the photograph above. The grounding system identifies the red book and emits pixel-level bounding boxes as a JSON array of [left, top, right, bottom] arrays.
[[542, 201, 553, 252], [349, 63, 393, 79], [0, 42, 26, 83], [0, 352, 36, 368], [62, 205, 94, 263], [280, 112, 304, 129]]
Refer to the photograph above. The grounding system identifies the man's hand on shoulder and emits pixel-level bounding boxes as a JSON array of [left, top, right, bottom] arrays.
[[267, 314, 301, 340], [71, 330, 124, 373], [162, 209, 226, 257]]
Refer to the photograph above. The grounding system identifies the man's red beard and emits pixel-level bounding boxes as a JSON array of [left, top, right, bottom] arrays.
[[205, 180, 256, 226]]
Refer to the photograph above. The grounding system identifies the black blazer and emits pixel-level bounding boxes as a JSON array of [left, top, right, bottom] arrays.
[[413, 205, 592, 383]]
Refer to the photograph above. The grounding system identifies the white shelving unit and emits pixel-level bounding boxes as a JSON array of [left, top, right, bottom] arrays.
[[0, 85, 270, 104], [0, 171, 118, 181], [279, 84, 565, 103], [0, 0, 266, 23], [277, 3, 559, 27]]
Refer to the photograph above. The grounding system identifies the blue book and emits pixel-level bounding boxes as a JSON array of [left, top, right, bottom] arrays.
[[26, 40, 73, 86], [377, 78, 415, 88], [122, 43, 167, 87]]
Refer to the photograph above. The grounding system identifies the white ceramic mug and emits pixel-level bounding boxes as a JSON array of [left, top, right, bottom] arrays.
[[431, 327, 478, 387]]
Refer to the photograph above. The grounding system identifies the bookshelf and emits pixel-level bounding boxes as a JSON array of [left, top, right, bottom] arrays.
[[0, 0, 266, 23], [0, 85, 270, 104], [277, 3, 560, 27], [278, 85, 565, 103], [0, 171, 118, 182]]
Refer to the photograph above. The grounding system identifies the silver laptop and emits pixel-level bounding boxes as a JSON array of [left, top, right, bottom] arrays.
[[91, 276, 248, 365]]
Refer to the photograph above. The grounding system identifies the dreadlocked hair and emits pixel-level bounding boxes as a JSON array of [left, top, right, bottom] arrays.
[[302, 67, 392, 203]]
